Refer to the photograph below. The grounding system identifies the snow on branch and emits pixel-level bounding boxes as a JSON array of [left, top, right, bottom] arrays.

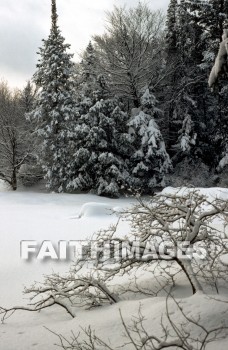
[[0, 268, 118, 322], [208, 29, 228, 87], [1, 190, 228, 323], [95, 190, 228, 295]]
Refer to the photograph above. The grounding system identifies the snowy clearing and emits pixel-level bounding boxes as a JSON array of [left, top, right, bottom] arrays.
[[0, 186, 228, 349]]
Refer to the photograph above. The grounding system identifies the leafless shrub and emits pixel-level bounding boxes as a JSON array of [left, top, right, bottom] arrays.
[[52, 292, 228, 350], [0, 265, 118, 323], [1, 190, 227, 323]]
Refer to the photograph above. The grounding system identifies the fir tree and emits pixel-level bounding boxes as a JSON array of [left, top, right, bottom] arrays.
[[164, 0, 180, 148], [69, 42, 131, 197], [80, 42, 99, 101], [76, 42, 110, 114], [29, 0, 77, 192], [165, 0, 212, 166], [166, 0, 178, 56], [200, 0, 228, 168], [67, 95, 132, 197], [129, 89, 172, 193], [200, 0, 228, 71], [21, 81, 36, 113]]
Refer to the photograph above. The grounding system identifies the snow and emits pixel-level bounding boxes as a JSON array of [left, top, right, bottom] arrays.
[[217, 153, 228, 171], [208, 30, 228, 87], [75, 202, 122, 218], [0, 186, 228, 349], [161, 186, 228, 201], [0, 189, 133, 306], [0, 179, 10, 192]]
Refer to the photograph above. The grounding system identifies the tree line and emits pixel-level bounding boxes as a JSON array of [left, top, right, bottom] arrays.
[[0, 0, 227, 195]]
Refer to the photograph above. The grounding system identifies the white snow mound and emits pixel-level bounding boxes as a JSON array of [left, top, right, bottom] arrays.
[[161, 186, 228, 201], [76, 202, 121, 218], [0, 179, 11, 192]]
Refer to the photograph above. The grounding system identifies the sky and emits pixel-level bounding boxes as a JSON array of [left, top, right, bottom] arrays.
[[0, 0, 169, 89]]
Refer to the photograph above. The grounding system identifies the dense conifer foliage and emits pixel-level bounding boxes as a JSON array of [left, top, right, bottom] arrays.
[[1, 0, 228, 193]]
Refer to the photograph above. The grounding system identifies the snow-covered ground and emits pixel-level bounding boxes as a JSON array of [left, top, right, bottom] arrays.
[[0, 183, 228, 349]]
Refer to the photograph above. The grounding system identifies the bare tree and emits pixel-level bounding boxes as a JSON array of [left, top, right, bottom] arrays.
[[95, 190, 228, 295], [94, 3, 165, 108], [0, 82, 33, 190]]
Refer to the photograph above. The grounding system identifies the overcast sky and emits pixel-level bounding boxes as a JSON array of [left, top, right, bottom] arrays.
[[0, 0, 169, 89]]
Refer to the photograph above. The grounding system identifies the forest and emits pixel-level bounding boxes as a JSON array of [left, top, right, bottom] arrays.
[[0, 0, 227, 197]]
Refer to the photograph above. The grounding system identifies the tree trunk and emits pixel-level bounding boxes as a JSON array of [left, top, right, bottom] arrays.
[[11, 169, 17, 191], [175, 257, 203, 295]]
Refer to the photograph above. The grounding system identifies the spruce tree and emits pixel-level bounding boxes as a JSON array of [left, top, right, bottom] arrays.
[[164, 0, 180, 148], [166, 0, 228, 171], [67, 94, 132, 197], [29, 0, 77, 192], [68, 42, 131, 197], [166, 0, 178, 56], [129, 89, 172, 193], [21, 81, 36, 113], [76, 42, 110, 113], [165, 0, 212, 167], [80, 42, 100, 102], [200, 0, 228, 168]]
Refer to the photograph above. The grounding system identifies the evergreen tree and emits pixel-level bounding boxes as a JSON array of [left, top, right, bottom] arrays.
[[76, 42, 110, 113], [80, 42, 100, 101], [165, 0, 212, 167], [199, 0, 228, 71], [29, 0, 77, 192], [129, 89, 172, 192], [21, 81, 36, 113], [165, 0, 228, 172], [200, 0, 228, 168], [67, 95, 132, 197], [68, 41, 132, 197], [164, 0, 180, 148], [166, 0, 178, 56]]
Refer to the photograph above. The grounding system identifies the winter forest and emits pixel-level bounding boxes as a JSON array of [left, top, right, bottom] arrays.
[[1, 0, 228, 349], [0, 0, 227, 196]]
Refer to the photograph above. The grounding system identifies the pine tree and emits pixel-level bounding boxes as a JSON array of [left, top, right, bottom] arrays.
[[164, 0, 180, 148], [29, 0, 77, 192], [166, 0, 228, 171], [129, 89, 172, 193], [76, 42, 110, 113], [67, 95, 132, 197], [199, 0, 228, 71], [80, 42, 99, 101], [21, 81, 36, 113], [68, 41, 132, 197], [199, 0, 228, 168], [165, 0, 213, 167], [166, 0, 178, 56]]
